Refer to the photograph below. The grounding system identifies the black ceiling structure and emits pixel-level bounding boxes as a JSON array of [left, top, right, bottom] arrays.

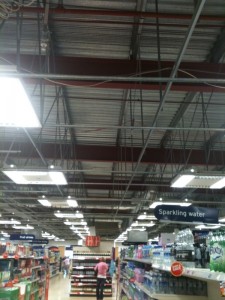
[[1, 0, 225, 242]]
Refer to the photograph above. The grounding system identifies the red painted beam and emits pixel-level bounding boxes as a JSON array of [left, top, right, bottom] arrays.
[[19, 6, 225, 22], [2, 142, 225, 166], [4, 54, 225, 78], [3, 54, 225, 92]]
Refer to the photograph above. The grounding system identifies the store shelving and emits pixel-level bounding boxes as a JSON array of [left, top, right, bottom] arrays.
[[0, 256, 49, 300], [121, 257, 223, 300], [70, 253, 112, 297], [48, 249, 60, 278]]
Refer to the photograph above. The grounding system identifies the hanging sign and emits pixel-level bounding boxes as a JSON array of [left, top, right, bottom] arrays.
[[154, 205, 218, 224], [171, 261, 184, 277], [10, 234, 35, 241], [30, 239, 49, 245], [85, 236, 100, 247]]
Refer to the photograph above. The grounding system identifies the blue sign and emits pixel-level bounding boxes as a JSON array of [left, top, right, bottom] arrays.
[[30, 239, 49, 245], [154, 205, 218, 224], [10, 234, 35, 241]]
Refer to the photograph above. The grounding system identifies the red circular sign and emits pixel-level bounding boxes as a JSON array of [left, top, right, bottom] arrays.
[[170, 261, 184, 277]]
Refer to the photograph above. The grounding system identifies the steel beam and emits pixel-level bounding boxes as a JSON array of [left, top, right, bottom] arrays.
[[19, 7, 225, 22], [2, 142, 225, 166]]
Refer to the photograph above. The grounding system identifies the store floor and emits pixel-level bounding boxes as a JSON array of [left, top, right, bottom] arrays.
[[49, 273, 118, 300]]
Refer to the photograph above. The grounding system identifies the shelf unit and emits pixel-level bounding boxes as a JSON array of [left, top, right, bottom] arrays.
[[48, 249, 60, 278], [0, 256, 48, 300], [70, 253, 112, 297], [120, 257, 223, 300]]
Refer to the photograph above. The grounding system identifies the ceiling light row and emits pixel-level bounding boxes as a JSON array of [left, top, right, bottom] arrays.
[[171, 173, 225, 189]]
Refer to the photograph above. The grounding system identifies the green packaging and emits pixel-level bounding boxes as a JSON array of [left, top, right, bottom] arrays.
[[0, 287, 20, 299]]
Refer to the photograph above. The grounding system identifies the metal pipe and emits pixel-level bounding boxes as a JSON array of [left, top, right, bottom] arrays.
[[54, 124, 225, 132], [1, 72, 225, 84], [114, 0, 207, 217]]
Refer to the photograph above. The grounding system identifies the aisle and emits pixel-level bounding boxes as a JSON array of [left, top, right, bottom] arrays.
[[49, 273, 118, 300]]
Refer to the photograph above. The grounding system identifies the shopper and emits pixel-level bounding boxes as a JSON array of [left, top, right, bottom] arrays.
[[94, 257, 109, 300], [63, 256, 70, 276]]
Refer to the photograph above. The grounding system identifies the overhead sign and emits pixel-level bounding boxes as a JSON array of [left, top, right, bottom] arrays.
[[30, 239, 49, 245], [171, 261, 184, 277], [10, 234, 35, 241], [154, 205, 218, 224]]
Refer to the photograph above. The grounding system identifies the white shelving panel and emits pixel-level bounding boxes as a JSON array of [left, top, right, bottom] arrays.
[[122, 257, 224, 300], [124, 257, 225, 282]]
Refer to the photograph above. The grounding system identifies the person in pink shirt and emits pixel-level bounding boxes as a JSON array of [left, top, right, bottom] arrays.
[[94, 257, 109, 300]]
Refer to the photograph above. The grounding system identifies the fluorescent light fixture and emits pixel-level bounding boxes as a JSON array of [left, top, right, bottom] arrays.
[[195, 224, 221, 230], [38, 199, 51, 207], [171, 175, 195, 188], [0, 220, 21, 225], [67, 199, 78, 207], [42, 231, 50, 236], [3, 233, 10, 237], [64, 221, 87, 226], [12, 225, 34, 230], [131, 222, 155, 227], [54, 212, 83, 218], [137, 214, 156, 220], [0, 77, 41, 128], [2, 170, 67, 185], [149, 201, 192, 208], [55, 238, 65, 241], [210, 178, 225, 189], [171, 173, 225, 189]]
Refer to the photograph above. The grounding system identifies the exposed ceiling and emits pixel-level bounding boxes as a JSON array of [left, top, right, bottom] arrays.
[[1, 0, 225, 242]]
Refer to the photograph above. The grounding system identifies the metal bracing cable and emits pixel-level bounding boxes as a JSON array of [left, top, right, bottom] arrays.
[[113, 0, 207, 218]]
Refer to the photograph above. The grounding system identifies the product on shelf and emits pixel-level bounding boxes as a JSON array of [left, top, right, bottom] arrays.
[[71, 253, 112, 297]]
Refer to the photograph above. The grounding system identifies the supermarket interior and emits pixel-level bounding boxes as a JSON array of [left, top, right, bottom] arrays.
[[1, 0, 225, 299]]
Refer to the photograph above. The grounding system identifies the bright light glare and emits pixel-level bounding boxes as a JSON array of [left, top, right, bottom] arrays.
[[13, 225, 34, 229], [64, 221, 87, 226], [171, 175, 195, 188], [3, 170, 67, 185], [38, 199, 51, 207], [137, 214, 156, 220], [0, 77, 41, 127], [54, 212, 83, 219], [195, 224, 221, 229], [210, 178, 225, 189], [149, 201, 192, 208], [67, 199, 78, 207], [0, 220, 21, 225], [131, 222, 155, 227]]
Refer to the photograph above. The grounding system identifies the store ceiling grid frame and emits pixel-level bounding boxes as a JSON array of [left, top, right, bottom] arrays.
[[1, 0, 225, 241]]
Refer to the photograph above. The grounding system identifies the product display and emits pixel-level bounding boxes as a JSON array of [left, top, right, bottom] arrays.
[[70, 252, 112, 297], [0, 245, 50, 300], [119, 228, 225, 300]]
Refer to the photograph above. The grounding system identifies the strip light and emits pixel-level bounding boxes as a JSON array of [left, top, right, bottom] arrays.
[[210, 178, 225, 189], [0, 220, 21, 225], [131, 222, 155, 227], [137, 213, 157, 220], [0, 77, 41, 128], [67, 199, 78, 207], [171, 175, 195, 188], [13, 225, 34, 229], [38, 199, 51, 207], [64, 221, 87, 226], [171, 173, 225, 189], [149, 201, 192, 209], [54, 212, 83, 219]]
